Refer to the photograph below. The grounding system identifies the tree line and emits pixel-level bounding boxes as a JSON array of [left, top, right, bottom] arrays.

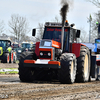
[[0, 14, 43, 43]]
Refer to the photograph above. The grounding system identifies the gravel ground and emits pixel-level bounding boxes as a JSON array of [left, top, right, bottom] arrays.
[[0, 64, 100, 100], [0, 76, 100, 100]]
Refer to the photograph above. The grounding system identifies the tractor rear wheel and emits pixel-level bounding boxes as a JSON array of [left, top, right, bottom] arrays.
[[18, 51, 37, 82], [58, 53, 77, 84], [3, 53, 10, 63], [76, 46, 90, 82]]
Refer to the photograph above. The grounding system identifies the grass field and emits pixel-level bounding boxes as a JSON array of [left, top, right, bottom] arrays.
[[0, 68, 18, 74]]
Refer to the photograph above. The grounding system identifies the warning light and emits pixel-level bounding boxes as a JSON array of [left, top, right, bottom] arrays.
[[65, 20, 68, 23], [65, 20, 69, 26]]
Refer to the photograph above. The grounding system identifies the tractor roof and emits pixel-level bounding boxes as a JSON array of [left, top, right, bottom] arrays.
[[0, 37, 11, 42], [45, 22, 76, 29], [22, 41, 30, 44]]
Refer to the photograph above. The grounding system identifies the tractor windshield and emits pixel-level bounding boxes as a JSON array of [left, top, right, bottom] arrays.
[[0, 40, 11, 51], [22, 43, 31, 48], [43, 27, 68, 43]]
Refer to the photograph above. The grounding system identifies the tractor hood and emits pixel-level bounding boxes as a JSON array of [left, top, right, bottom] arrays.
[[39, 40, 61, 60], [39, 40, 61, 49], [0, 47, 3, 56]]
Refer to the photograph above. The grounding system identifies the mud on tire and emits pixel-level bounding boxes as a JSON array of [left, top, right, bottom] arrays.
[[58, 53, 77, 84], [76, 46, 90, 82]]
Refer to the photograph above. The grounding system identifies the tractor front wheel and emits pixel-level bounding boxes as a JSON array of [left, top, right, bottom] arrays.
[[18, 51, 37, 82], [58, 53, 77, 84]]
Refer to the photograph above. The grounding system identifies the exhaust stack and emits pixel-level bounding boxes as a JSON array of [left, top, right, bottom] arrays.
[[60, 0, 69, 52], [61, 26, 64, 52]]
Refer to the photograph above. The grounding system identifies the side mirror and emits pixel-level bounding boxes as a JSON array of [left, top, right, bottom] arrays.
[[32, 29, 36, 36], [76, 30, 80, 38]]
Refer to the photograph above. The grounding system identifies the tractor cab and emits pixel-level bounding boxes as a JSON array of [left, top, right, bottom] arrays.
[[0, 38, 17, 63], [42, 23, 79, 52], [33, 22, 80, 60], [21, 41, 34, 52], [0, 39, 11, 52]]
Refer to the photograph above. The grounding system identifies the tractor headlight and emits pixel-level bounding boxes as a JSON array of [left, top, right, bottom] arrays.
[[48, 52, 51, 56]]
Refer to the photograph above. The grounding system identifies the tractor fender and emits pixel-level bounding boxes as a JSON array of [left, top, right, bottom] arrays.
[[35, 42, 40, 57], [72, 43, 86, 58]]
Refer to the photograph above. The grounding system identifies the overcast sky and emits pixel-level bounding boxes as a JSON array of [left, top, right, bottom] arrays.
[[0, 0, 99, 37]]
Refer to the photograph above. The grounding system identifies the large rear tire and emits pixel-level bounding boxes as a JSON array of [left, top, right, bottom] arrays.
[[58, 53, 77, 84], [3, 53, 10, 63], [76, 46, 90, 82], [18, 51, 37, 82]]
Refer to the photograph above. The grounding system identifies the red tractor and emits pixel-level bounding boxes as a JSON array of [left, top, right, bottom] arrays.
[[18, 21, 99, 83]]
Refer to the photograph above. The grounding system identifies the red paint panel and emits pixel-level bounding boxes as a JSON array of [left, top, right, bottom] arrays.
[[24, 60, 35, 63], [52, 40, 61, 49], [48, 61, 60, 66], [72, 43, 81, 58], [35, 42, 40, 57]]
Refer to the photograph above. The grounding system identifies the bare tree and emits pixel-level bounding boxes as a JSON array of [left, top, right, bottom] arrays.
[[90, 11, 100, 42], [0, 20, 4, 36], [79, 27, 89, 42], [84, 11, 100, 43], [86, 0, 100, 8], [55, 16, 59, 22], [35, 23, 44, 42], [86, 0, 100, 41], [52, 16, 61, 23], [8, 14, 30, 42]]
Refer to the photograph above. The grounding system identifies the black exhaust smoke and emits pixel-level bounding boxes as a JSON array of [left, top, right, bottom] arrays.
[[60, 0, 69, 51], [60, 0, 69, 26]]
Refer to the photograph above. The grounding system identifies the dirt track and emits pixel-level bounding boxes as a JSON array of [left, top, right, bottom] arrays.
[[0, 64, 100, 100]]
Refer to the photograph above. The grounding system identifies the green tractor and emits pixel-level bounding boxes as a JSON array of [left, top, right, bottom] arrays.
[[0, 38, 16, 63]]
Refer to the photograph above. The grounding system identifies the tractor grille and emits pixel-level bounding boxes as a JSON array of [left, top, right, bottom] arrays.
[[40, 51, 51, 59]]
